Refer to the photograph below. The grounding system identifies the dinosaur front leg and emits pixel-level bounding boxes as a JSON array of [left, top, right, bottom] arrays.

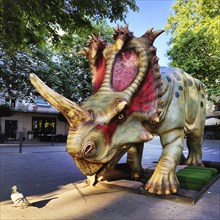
[[127, 143, 144, 180], [145, 129, 184, 195]]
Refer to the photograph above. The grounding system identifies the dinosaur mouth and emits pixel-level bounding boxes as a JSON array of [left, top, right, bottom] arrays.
[[94, 146, 129, 181], [73, 156, 104, 176], [73, 146, 129, 179]]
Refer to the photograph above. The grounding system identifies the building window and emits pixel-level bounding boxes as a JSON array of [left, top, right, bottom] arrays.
[[32, 117, 56, 137], [5, 98, 16, 108]]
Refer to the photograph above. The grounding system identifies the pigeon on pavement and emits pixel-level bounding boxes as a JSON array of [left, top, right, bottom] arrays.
[[11, 186, 31, 208]]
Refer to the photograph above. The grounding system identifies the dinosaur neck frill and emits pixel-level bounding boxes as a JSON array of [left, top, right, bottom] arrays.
[[93, 56, 106, 94], [126, 60, 164, 124], [79, 27, 164, 124]]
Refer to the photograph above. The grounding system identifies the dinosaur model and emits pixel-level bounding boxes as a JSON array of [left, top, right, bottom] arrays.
[[30, 26, 206, 195]]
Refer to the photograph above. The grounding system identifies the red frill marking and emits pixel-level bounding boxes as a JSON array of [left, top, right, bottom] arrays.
[[96, 121, 118, 144], [111, 51, 138, 91], [93, 57, 106, 93], [95, 68, 157, 144], [126, 67, 157, 114]]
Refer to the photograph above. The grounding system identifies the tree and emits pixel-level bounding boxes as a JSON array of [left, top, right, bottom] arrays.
[[53, 21, 114, 102], [0, 0, 138, 53], [165, 0, 220, 101], [0, 46, 57, 100], [0, 0, 137, 101], [0, 21, 114, 102]]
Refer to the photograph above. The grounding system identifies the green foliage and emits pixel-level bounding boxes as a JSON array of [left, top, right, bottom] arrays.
[[44, 22, 114, 102], [0, 0, 136, 102], [0, 46, 56, 100], [165, 0, 220, 100], [0, 0, 138, 53], [0, 21, 114, 102]]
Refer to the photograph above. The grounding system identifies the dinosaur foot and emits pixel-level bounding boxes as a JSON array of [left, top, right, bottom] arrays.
[[184, 154, 204, 166], [144, 170, 179, 195], [131, 170, 144, 181]]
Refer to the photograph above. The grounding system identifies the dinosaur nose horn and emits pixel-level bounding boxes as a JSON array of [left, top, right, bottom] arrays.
[[30, 73, 91, 128]]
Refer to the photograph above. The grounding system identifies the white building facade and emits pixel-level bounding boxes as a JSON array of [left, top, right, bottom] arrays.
[[1, 95, 219, 142], [0, 96, 68, 142]]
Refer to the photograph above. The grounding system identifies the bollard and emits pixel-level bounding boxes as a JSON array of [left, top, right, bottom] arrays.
[[19, 132, 23, 153]]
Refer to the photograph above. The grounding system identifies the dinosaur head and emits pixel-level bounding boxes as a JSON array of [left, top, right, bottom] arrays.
[[30, 26, 164, 178]]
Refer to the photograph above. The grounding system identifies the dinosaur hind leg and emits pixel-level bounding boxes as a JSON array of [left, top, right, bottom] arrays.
[[185, 131, 204, 166]]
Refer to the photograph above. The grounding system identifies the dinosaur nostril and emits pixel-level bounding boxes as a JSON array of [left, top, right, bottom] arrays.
[[84, 144, 93, 155]]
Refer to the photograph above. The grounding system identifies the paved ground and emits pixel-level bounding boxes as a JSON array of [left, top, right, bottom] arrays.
[[0, 138, 220, 220]]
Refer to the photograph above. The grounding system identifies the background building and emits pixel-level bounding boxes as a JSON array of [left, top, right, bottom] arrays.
[[0, 95, 68, 143], [1, 95, 220, 143]]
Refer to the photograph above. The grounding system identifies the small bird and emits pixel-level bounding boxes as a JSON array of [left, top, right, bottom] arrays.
[[11, 186, 31, 208]]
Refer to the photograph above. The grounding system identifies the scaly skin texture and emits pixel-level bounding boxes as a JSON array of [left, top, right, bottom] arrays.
[[30, 26, 206, 195], [143, 67, 206, 194]]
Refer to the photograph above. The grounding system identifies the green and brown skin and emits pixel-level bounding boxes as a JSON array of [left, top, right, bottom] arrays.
[[30, 26, 206, 195]]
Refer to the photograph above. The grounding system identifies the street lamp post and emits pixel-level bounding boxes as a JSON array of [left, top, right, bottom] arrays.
[[19, 132, 23, 153]]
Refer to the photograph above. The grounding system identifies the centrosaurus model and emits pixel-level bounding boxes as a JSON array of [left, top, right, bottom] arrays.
[[30, 26, 206, 195]]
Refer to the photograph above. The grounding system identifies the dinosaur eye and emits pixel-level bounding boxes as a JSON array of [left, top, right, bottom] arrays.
[[118, 113, 124, 121]]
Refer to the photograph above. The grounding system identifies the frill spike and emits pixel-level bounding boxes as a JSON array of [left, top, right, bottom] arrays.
[[79, 47, 89, 57], [142, 28, 165, 43], [112, 25, 134, 51], [113, 25, 133, 41], [79, 33, 108, 93]]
